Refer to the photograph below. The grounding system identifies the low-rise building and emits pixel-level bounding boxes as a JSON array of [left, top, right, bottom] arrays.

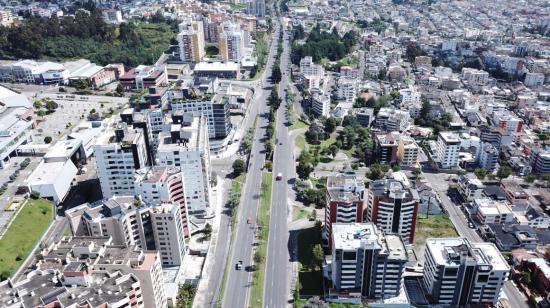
[[375, 107, 410, 132], [457, 176, 485, 202]]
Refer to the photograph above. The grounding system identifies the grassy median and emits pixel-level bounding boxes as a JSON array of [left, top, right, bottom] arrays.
[[250, 172, 272, 308], [0, 198, 53, 280]]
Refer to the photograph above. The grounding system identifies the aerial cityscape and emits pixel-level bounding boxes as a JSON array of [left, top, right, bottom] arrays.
[[0, 0, 548, 307]]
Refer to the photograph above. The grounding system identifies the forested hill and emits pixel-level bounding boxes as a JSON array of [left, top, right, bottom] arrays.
[[0, 7, 177, 66]]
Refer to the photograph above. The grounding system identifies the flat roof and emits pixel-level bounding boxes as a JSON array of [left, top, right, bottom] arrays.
[[194, 61, 239, 72], [27, 160, 77, 185]]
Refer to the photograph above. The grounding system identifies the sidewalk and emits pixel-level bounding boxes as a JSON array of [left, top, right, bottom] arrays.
[[192, 176, 226, 308]]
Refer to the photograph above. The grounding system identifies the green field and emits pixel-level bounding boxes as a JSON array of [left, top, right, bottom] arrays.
[[295, 135, 306, 151], [297, 226, 324, 296], [250, 172, 273, 308], [0, 198, 53, 280], [290, 120, 309, 131], [414, 214, 458, 255]]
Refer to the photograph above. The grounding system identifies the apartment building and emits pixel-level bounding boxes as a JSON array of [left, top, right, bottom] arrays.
[[156, 115, 211, 216], [524, 72, 545, 88], [529, 148, 550, 174], [462, 68, 489, 86], [300, 56, 324, 77], [337, 77, 357, 104], [435, 131, 461, 169], [375, 107, 410, 132], [478, 142, 499, 171], [135, 166, 190, 237], [397, 135, 419, 167], [340, 66, 360, 79], [311, 91, 331, 117], [353, 107, 374, 128], [246, 0, 266, 17], [66, 197, 187, 267], [365, 179, 420, 244], [219, 29, 245, 62], [374, 132, 399, 164], [177, 19, 206, 63], [457, 176, 485, 202], [94, 123, 149, 199], [422, 238, 509, 306], [492, 111, 524, 133], [323, 175, 366, 251], [329, 223, 407, 302], [171, 99, 232, 139], [472, 198, 514, 225]]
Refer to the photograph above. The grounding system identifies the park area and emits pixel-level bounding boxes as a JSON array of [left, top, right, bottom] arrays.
[[0, 198, 53, 280]]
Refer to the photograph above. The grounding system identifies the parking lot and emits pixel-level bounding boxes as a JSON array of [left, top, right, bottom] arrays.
[[34, 93, 128, 144]]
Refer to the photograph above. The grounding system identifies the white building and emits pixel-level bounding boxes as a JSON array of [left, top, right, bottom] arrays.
[[171, 100, 232, 139], [473, 198, 514, 225], [336, 78, 357, 104], [422, 238, 509, 306], [397, 135, 419, 167], [457, 176, 485, 202], [219, 29, 245, 63], [462, 68, 489, 86], [135, 166, 190, 237], [524, 72, 545, 88], [94, 123, 149, 199], [435, 132, 461, 168], [330, 223, 408, 302], [27, 160, 78, 205], [102, 9, 123, 24], [311, 92, 330, 117], [375, 107, 410, 132], [66, 197, 187, 267], [156, 116, 211, 217], [300, 56, 324, 77]]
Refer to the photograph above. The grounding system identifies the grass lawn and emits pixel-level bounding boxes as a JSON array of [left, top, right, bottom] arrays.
[[0, 198, 53, 279], [293, 206, 309, 221], [232, 174, 246, 192], [414, 214, 458, 255], [290, 120, 309, 131], [319, 133, 337, 149], [296, 299, 364, 308], [250, 172, 273, 308], [297, 226, 323, 296], [295, 135, 306, 151]]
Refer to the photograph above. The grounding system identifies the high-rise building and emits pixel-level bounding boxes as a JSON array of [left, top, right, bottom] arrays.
[[422, 238, 509, 306], [171, 99, 232, 139], [365, 179, 419, 244], [435, 131, 461, 169], [311, 91, 330, 117], [478, 142, 498, 171], [374, 132, 399, 164], [397, 135, 419, 167], [323, 175, 366, 251], [177, 20, 205, 63], [330, 223, 408, 301], [246, 0, 266, 17], [135, 166, 190, 237], [156, 115, 211, 216], [94, 123, 149, 199], [219, 29, 245, 62], [66, 197, 187, 267], [300, 56, 324, 77]]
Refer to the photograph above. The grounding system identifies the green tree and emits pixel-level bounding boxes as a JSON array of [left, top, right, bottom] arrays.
[[232, 159, 245, 177], [474, 168, 488, 180], [271, 65, 282, 83], [311, 244, 324, 270], [497, 165, 512, 181]]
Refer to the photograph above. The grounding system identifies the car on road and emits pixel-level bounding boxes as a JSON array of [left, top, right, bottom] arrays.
[[247, 217, 253, 224], [276, 172, 283, 180], [468, 222, 475, 229], [236, 261, 243, 270]]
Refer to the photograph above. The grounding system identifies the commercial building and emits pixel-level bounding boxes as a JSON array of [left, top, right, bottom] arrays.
[[177, 20, 206, 63], [94, 123, 149, 199], [119, 65, 168, 90], [66, 197, 187, 267], [193, 61, 240, 79], [435, 131, 461, 169], [365, 179, 420, 244], [422, 238, 509, 306], [323, 175, 366, 251], [27, 159, 78, 205], [171, 99, 232, 139], [135, 166, 190, 237], [64, 59, 116, 89], [0, 86, 34, 168], [156, 115, 211, 216], [329, 223, 407, 302]]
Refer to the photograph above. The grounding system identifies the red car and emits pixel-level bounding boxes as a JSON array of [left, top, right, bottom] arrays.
[[247, 217, 253, 224]]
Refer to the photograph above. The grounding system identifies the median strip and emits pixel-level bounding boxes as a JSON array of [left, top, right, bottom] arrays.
[[249, 172, 272, 308]]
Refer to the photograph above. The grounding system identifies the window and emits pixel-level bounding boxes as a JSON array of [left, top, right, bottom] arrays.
[[343, 251, 356, 260]]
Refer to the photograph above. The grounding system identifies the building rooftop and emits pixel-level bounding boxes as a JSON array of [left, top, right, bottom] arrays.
[[326, 175, 365, 202], [194, 61, 239, 71], [426, 238, 509, 271], [332, 223, 407, 260], [439, 131, 461, 144]]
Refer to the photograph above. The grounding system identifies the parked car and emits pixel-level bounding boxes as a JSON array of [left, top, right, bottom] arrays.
[[236, 261, 243, 270]]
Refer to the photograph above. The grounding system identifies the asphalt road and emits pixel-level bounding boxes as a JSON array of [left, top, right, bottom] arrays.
[[423, 172, 530, 308], [263, 22, 293, 308], [221, 18, 282, 308]]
